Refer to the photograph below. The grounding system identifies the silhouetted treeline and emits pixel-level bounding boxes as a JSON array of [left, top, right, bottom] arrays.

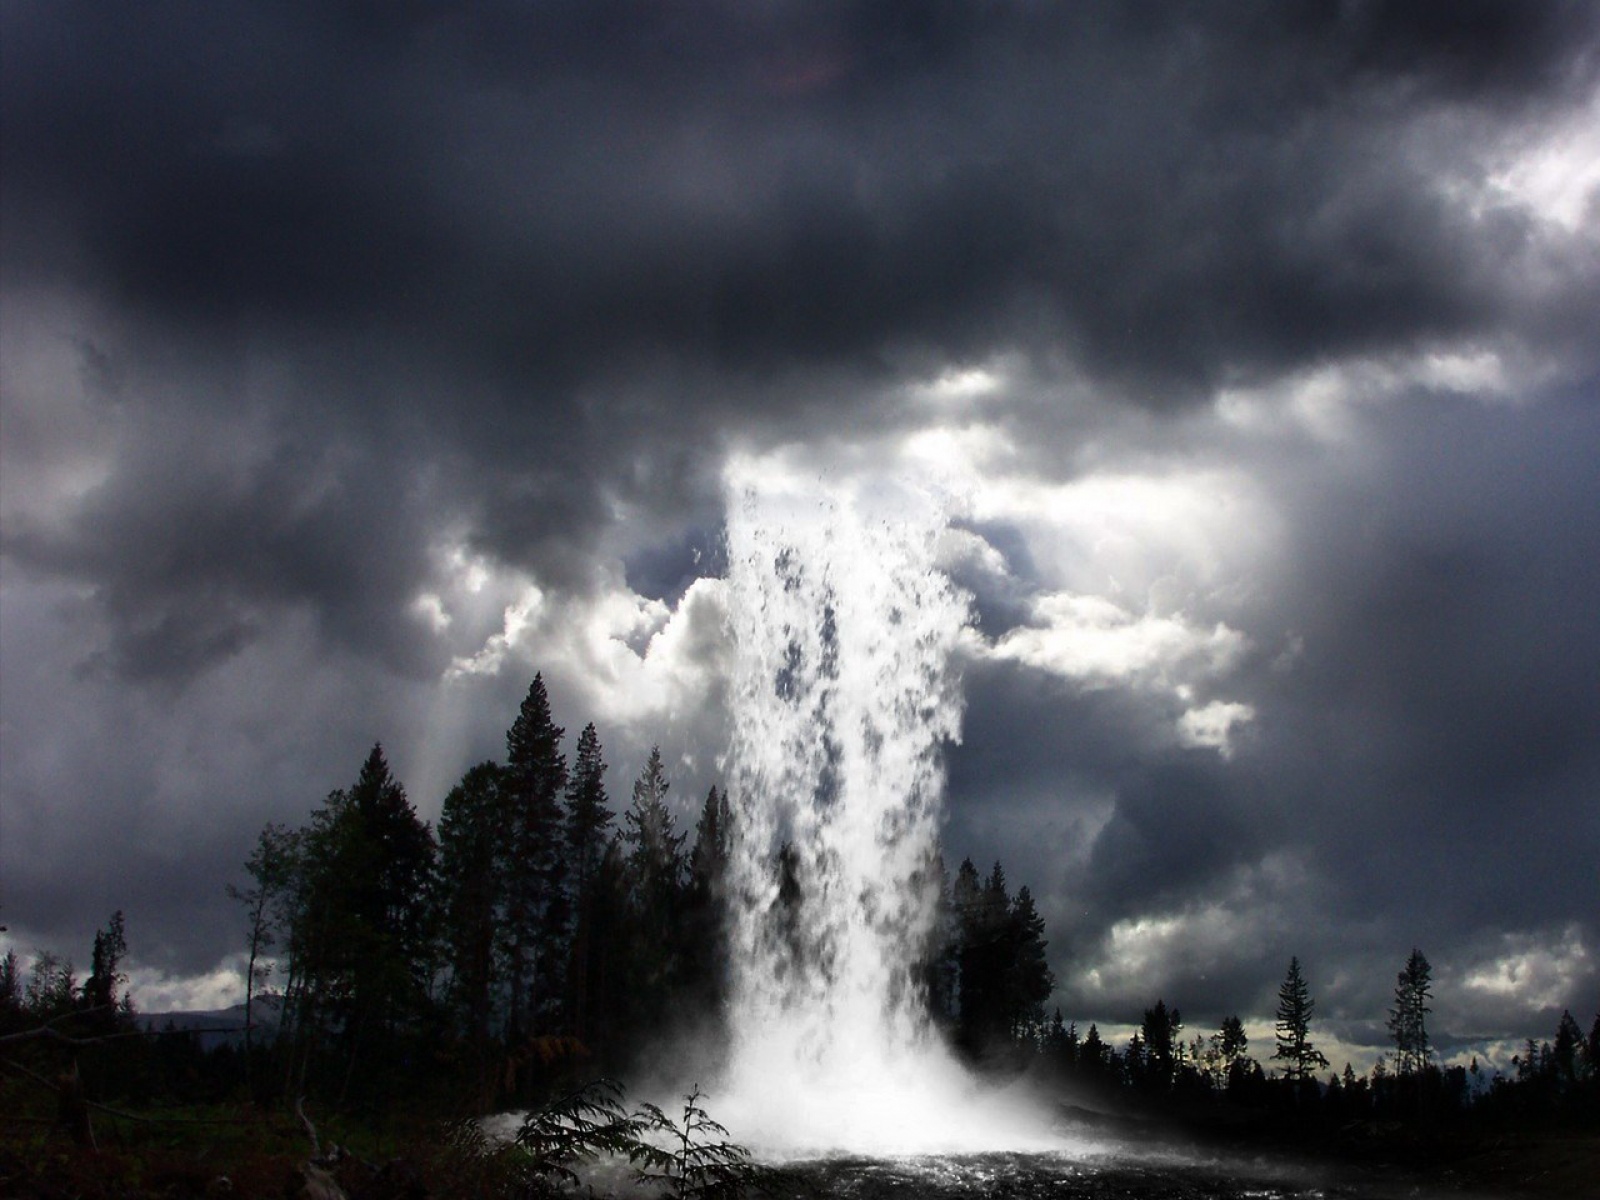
[[1028, 955, 1599, 1135], [4, 673, 1595, 1144], [219, 675, 742, 1113], [920, 857, 1055, 1063], [0, 911, 256, 1130], [216, 673, 1055, 1115]]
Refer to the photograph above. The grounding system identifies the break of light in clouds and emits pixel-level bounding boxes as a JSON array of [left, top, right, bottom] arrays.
[[3, 1, 1598, 1072]]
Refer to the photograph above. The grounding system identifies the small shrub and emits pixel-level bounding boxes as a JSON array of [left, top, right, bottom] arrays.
[[633, 1086, 785, 1200]]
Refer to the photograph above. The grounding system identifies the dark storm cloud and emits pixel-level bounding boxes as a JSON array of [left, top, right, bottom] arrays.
[[9, 0, 1592, 689], [9, 1, 1597, 410], [1259, 393, 1600, 928], [3, 407, 445, 681]]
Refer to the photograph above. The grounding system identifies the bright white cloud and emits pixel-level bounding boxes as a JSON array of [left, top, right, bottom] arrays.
[[546, 576, 732, 728], [125, 959, 246, 1013], [912, 362, 1007, 406], [988, 592, 1248, 690], [428, 534, 733, 741], [410, 591, 451, 632], [1177, 700, 1257, 758], [1458, 924, 1593, 1014], [1077, 905, 1259, 1004], [446, 585, 544, 679], [978, 466, 1278, 605], [1487, 86, 1600, 233]]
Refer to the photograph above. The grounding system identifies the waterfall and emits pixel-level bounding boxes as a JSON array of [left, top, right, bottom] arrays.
[[712, 456, 1051, 1155]]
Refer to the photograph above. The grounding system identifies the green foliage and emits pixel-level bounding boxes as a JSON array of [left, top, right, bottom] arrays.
[[512, 1078, 645, 1191], [439, 1081, 773, 1200], [633, 1086, 774, 1200]]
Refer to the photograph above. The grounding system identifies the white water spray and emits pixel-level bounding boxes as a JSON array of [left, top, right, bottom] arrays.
[[712, 455, 1056, 1156]]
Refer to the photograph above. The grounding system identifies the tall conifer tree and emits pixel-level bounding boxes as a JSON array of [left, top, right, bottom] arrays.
[[622, 747, 686, 1029], [1388, 948, 1433, 1075], [1273, 956, 1329, 1081], [438, 761, 508, 1090], [563, 723, 612, 1040], [501, 674, 568, 1041], [565, 723, 613, 900], [1005, 886, 1054, 1043]]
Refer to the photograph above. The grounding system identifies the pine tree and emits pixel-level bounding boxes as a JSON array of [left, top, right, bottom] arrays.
[[621, 748, 686, 1036], [1005, 886, 1054, 1043], [681, 787, 734, 1011], [952, 857, 986, 1051], [919, 851, 958, 1027], [1219, 1014, 1248, 1061], [83, 911, 128, 1016], [687, 786, 731, 903], [344, 745, 438, 1072], [624, 747, 684, 889], [1138, 999, 1182, 1092], [23, 952, 77, 1019], [502, 674, 568, 1042], [1587, 1013, 1600, 1089], [1273, 956, 1329, 1081], [585, 835, 632, 1064], [563, 723, 613, 1041], [1201, 1014, 1250, 1090], [1387, 947, 1433, 1075], [282, 745, 437, 1101], [1550, 1009, 1584, 1090], [565, 723, 613, 901], [438, 761, 508, 1092], [0, 951, 21, 1020], [1081, 1022, 1107, 1077]]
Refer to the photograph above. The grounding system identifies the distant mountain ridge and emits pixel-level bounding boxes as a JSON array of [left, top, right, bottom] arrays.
[[139, 996, 281, 1049]]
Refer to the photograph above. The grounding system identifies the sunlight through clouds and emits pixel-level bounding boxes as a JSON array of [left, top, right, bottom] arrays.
[[1487, 85, 1600, 233], [989, 593, 1248, 688], [446, 586, 544, 679]]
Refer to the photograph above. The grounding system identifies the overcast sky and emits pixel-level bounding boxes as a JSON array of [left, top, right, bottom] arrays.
[[3, 1, 1598, 1073]]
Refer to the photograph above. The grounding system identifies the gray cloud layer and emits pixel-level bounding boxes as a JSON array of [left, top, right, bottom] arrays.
[[3, 1, 1597, 1058]]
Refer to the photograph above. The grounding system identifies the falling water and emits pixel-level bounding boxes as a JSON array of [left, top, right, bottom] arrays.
[[713, 456, 1055, 1156]]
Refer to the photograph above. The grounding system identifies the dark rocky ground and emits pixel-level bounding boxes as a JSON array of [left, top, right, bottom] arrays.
[[1051, 1100, 1600, 1198]]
